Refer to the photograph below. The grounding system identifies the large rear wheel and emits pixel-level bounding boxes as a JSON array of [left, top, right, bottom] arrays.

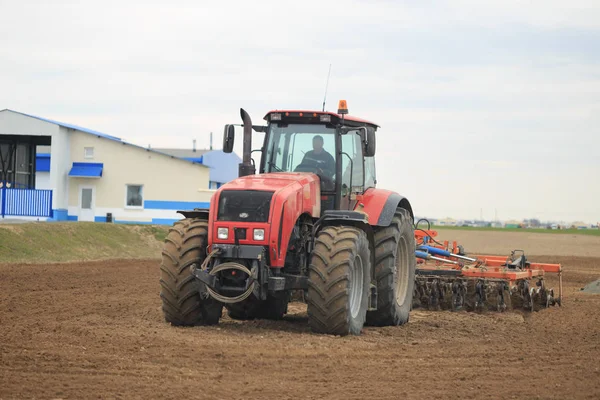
[[160, 218, 223, 326], [307, 226, 371, 336], [366, 208, 416, 326]]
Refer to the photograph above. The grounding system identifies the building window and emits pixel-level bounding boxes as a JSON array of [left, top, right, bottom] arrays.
[[210, 181, 218, 190], [126, 184, 143, 208], [84, 147, 94, 159]]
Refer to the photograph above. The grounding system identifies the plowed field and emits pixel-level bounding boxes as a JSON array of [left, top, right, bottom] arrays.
[[1, 232, 599, 399]]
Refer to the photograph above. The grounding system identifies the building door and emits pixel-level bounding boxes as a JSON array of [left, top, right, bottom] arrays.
[[79, 186, 95, 222], [0, 141, 36, 188]]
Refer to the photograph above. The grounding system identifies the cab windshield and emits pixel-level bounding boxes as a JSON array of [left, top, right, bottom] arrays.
[[263, 123, 336, 181]]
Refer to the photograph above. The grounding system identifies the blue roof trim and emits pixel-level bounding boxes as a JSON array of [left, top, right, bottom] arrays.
[[183, 156, 204, 163], [144, 200, 210, 210], [69, 162, 103, 178], [36, 153, 51, 172]]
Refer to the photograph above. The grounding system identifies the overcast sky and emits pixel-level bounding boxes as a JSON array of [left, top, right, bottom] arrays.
[[1, 0, 599, 223]]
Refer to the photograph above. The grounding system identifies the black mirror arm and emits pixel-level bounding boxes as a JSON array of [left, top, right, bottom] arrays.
[[252, 125, 268, 133]]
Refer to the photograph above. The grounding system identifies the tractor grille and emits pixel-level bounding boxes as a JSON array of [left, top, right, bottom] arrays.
[[217, 190, 274, 223]]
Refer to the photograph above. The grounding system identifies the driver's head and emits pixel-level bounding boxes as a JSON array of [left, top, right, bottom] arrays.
[[313, 135, 324, 153]]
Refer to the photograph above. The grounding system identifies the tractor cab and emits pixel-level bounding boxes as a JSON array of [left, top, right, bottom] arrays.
[[223, 100, 378, 212]]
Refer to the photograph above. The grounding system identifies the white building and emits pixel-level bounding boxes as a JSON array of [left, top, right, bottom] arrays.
[[0, 109, 239, 224], [437, 217, 458, 227]]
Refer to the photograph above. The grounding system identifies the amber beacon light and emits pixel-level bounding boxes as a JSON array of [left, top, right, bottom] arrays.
[[337, 100, 348, 115]]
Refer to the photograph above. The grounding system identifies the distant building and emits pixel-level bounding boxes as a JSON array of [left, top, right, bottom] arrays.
[[504, 220, 522, 229], [437, 218, 458, 227], [571, 221, 588, 230], [154, 148, 241, 190], [0, 109, 238, 224]]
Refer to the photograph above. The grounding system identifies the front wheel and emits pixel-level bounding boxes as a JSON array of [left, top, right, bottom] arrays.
[[307, 226, 371, 336], [159, 218, 223, 326]]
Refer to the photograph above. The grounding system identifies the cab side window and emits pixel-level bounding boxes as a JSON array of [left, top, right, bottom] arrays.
[[340, 131, 364, 191], [364, 156, 376, 188]]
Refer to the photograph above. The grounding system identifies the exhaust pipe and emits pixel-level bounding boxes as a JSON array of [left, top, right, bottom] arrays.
[[239, 108, 256, 177]]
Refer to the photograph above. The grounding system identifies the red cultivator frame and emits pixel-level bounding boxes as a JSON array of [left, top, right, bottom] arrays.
[[413, 228, 563, 312]]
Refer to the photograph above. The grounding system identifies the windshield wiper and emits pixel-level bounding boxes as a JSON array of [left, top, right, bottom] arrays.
[[268, 161, 283, 172]]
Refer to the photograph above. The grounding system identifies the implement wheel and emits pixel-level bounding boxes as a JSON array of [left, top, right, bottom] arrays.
[[366, 208, 416, 326], [160, 218, 223, 326], [307, 226, 371, 336]]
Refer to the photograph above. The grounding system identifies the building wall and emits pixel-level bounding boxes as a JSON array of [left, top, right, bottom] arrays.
[[35, 172, 51, 190], [67, 131, 214, 224], [0, 110, 59, 136], [53, 127, 71, 215]]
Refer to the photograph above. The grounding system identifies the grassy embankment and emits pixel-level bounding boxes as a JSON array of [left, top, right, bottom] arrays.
[[0, 222, 169, 264], [1, 221, 598, 264]]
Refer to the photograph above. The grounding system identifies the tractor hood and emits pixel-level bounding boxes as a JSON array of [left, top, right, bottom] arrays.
[[209, 172, 322, 267], [219, 172, 319, 192]]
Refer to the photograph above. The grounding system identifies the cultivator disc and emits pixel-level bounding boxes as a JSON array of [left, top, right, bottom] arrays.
[[412, 227, 563, 313], [413, 271, 468, 311], [413, 274, 514, 312], [509, 278, 561, 311], [413, 271, 561, 313]]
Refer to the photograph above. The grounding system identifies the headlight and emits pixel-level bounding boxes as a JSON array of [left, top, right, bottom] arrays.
[[217, 227, 229, 240], [253, 229, 265, 241]]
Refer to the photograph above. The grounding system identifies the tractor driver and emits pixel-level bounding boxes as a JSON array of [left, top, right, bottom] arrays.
[[301, 135, 335, 179]]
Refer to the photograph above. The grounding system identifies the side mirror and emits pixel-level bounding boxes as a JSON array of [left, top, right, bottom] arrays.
[[223, 124, 235, 153], [363, 127, 376, 157]]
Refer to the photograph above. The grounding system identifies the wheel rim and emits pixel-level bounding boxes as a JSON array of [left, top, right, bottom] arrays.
[[350, 255, 364, 319], [395, 236, 409, 306]]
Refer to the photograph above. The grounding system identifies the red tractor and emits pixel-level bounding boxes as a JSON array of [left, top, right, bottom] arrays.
[[159, 101, 416, 335]]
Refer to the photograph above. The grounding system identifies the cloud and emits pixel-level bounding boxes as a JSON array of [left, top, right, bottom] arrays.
[[0, 0, 599, 222]]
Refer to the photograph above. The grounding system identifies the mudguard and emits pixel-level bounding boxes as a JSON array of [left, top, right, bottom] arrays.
[[178, 209, 210, 220], [355, 188, 414, 227]]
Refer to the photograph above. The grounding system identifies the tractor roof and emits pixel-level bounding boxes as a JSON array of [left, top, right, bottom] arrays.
[[263, 110, 380, 128]]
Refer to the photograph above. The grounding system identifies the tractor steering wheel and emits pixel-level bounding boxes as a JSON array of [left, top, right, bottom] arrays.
[[294, 162, 335, 191]]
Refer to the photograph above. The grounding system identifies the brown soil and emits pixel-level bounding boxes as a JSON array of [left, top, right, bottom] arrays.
[[1, 256, 599, 398]]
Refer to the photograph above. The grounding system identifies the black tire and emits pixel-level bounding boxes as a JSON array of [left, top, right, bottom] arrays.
[[226, 297, 262, 320], [259, 291, 289, 320], [307, 226, 371, 336], [160, 218, 223, 326], [226, 292, 289, 320], [366, 208, 416, 326]]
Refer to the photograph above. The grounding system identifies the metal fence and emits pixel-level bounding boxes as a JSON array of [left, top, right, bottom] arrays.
[[0, 183, 53, 218]]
